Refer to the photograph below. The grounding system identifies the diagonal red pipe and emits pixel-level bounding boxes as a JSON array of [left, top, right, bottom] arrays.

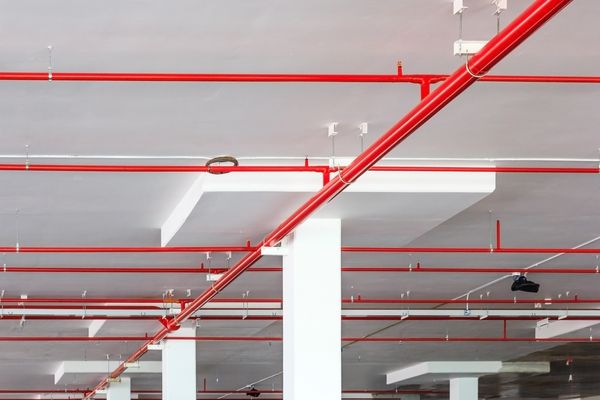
[[81, 1, 574, 397]]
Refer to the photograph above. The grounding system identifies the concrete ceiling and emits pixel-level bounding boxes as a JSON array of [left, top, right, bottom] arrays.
[[0, 0, 598, 399]]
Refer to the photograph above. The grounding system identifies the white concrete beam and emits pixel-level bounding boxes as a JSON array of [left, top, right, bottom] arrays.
[[54, 361, 161, 385], [386, 361, 502, 385], [387, 361, 549, 386], [88, 319, 106, 337], [536, 319, 600, 339], [161, 174, 206, 246], [160, 170, 495, 246]]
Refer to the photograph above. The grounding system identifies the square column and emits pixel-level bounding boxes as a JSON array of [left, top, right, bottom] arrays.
[[162, 325, 196, 400], [450, 377, 478, 400], [283, 218, 341, 400], [107, 377, 130, 400]]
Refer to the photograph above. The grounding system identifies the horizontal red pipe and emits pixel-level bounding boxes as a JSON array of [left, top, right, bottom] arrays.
[[0, 163, 329, 173], [0, 245, 598, 254], [343, 246, 600, 254], [344, 337, 600, 342], [0, 163, 597, 174], [370, 165, 600, 173], [2, 315, 599, 322], [0, 297, 279, 304], [0, 71, 423, 83], [0, 245, 254, 253], [342, 266, 600, 274], [0, 335, 597, 343], [0, 71, 598, 84], [0, 389, 440, 395], [2, 265, 597, 274], [2, 296, 597, 305], [343, 297, 595, 304]]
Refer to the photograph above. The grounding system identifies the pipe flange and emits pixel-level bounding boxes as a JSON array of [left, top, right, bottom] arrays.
[[205, 155, 239, 174]]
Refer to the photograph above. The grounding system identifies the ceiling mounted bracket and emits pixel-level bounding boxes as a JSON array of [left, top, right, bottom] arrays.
[[492, 0, 508, 15], [453, 0, 467, 15], [47, 45, 53, 82]]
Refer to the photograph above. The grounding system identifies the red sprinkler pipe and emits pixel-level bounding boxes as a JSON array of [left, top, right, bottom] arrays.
[[2, 296, 598, 305], [1, 314, 599, 322], [0, 71, 598, 84], [0, 335, 598, 343], [343, 297, 597, 304], [0, 389, 441, 395], [0, 265, 280, 273], [82, 2, 574, 398], [1, 244, 599, 254], [0, 163, 597, 174], [343, 337, 600, 343], [342, 246, 600, 254], [0, 245, 254, 253], [342, 266, 600, 274], [0, 297, 280, 304], [1, 265, 598, 274]]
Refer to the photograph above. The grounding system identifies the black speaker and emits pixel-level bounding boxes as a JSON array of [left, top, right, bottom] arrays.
[[511, 275, 540, 293]]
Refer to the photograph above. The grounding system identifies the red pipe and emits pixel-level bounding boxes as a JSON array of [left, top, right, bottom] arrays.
[[0, 335, 596, 343], [2, 296, 597, 305], [0, 245, 254, 253], [343, 297, 595, 304], [2, 265, 599, 274], [1, 315, 599, 322], [342, 246, 600, 254], [0, 163, 597, 174], [0, 163, 330, 173], [0, 297, 280, 304], [82, 2, 574, 397], [496, 219, 502, 250], [0, 265, 597, 274], [342, 266, 600, 274], [344, 337, 600, 342], [2, 244, 598, 254], [0, 71, 597, 84], [0, 389, 441, 395]]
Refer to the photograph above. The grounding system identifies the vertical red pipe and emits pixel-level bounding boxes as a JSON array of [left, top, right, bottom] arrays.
[[496, 219, 502, 250], [82, 1, 574, 398], [420, 79, 431, 99]]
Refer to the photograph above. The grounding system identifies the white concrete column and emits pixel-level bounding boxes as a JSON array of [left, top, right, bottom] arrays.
[[450, 377, 478, 400], [283, 218, 341, 400], [162, 325, 196, 400], [107, 377, 130, 400]]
